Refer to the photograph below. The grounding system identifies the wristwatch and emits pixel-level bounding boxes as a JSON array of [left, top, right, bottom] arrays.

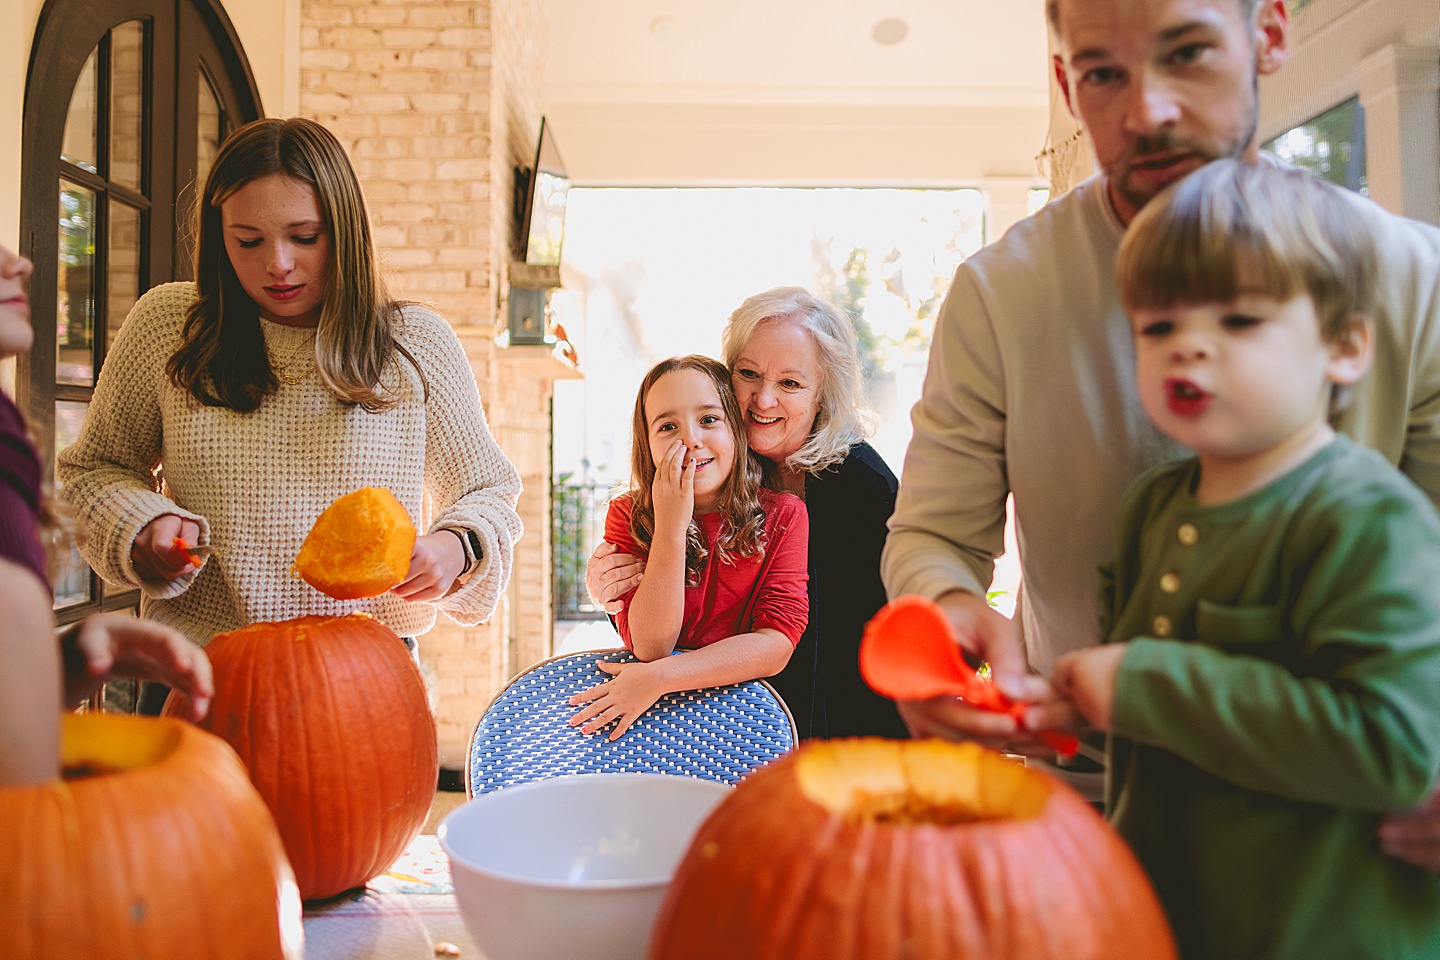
[[446, 528, 483, 582]]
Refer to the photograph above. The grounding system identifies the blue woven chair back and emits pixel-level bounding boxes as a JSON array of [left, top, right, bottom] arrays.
[[467, 649, 797, 797]]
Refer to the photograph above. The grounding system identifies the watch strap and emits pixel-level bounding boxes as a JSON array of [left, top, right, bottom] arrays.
[[446, 527, 482, 580]]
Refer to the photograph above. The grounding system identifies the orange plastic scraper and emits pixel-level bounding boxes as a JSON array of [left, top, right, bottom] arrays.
[[858, 595, 1078, 757]]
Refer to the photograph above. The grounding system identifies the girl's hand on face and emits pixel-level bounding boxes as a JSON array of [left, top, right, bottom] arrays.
[[651, 440, 694, 539], [392, 530, 467, 602], [131, 514, 204, 582], [1050, 643, 1129, 732], [567, 659, 667, 740]]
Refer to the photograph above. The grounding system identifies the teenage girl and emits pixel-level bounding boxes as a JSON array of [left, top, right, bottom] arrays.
[[568, 355, 807, 739]]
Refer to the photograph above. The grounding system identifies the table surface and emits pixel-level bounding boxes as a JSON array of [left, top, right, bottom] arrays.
[[301, 835, 484, 960]]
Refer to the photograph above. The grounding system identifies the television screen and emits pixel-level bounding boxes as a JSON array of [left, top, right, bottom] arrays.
[[522, 117, 569, 267]]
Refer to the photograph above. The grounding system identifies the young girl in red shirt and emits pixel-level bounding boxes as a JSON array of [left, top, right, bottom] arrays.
[[568, 355, 808, 739]]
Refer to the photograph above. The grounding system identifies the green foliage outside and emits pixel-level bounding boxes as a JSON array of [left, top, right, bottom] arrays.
[[1264, 97, 1367, 196]]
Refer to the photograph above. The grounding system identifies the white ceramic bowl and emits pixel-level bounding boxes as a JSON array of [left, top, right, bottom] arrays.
[[438, 773, 731, 960]]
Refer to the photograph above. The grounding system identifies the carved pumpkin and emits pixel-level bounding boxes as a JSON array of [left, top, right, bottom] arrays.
[[294, 486, 417, 599], [0, 713, 302, 959], [649, 738, 1176, 960], [163, 613, 437, 900]]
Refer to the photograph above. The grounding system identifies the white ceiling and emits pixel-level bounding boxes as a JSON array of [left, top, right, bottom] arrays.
[[538, 0, 1058, 188]]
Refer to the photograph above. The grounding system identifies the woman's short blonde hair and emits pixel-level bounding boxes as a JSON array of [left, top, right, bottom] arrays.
[[720, 286, 877, 474], [1117, 158, 1376, 345]]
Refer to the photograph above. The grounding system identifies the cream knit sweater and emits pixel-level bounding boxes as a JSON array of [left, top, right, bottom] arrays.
[[58, 282, 524, 647]]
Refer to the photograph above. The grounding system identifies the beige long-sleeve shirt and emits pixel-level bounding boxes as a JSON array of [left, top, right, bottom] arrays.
[[882, 173, 1440, 675], [58, 282, 524, 646]]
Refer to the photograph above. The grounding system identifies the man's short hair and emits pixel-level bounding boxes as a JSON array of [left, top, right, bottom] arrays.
[[1046, 0, 1262, 39], [1116, 159, 1376, 345]]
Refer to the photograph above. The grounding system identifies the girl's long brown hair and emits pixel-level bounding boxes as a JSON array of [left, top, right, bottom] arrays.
[[627, 355, 765, 583], [167, 117, 413, 411]]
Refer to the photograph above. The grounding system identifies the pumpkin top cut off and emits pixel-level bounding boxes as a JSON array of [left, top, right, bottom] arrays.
[[294, 486, 417, 599]]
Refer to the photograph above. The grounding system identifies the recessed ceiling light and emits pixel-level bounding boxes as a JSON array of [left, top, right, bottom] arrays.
[[650, 16, 677, 39], [871, 17, 908, 46]]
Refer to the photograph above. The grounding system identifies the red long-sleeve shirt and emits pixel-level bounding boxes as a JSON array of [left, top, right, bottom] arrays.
[[605, 486, 809, 650]]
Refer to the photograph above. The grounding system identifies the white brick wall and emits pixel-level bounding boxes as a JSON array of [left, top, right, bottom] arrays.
[[302, 0, 559, 769]]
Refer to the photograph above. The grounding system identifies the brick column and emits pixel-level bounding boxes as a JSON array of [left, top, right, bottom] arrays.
[[301, 0, 555, 768]]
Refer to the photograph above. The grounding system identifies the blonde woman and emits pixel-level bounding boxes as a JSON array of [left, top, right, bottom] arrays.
[[59, 118, 522, 710]]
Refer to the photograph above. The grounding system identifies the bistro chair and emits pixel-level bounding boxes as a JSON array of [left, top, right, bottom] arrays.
[[466, 648, 797, 798]]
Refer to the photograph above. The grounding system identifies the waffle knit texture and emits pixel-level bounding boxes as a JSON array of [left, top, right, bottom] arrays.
[[57, 282, 523, 647]]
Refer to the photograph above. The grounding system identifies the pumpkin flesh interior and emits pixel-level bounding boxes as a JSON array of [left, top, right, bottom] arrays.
[[795, 739, 1050, 825], [59, 711, 182, 778], [295, 487, 417, 599]]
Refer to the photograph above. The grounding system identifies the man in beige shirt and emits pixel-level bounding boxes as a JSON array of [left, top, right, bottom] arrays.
[[882, 0, 1440, 867]]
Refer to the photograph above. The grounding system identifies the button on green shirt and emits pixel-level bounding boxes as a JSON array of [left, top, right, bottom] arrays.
[[1106, 436, 1440, 960]]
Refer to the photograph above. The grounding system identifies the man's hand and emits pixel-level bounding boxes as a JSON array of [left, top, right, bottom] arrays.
[[62, 613, 213, 720], [586, 542, 646, 615], [896, 590, 1067, 756], [1380, 787, 1440, 872]]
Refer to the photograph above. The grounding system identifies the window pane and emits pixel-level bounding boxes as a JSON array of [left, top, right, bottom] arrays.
[[52, 399, 92, 609], [110, 21, 145, 191], [58, 182, 97, 386], [108, 201, 142, 349], [1264, 97, 1368, 196], [197, 71, 224, 193], [62, 48, 100, 174], [96, 607, 141, 712]]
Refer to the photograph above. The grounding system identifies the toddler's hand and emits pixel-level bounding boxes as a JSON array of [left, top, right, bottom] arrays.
[[651, 440, 695, 540], [1379, 787, 1440, 873], [567, 659, 666, 740], [1051, 643, 1129, 732]]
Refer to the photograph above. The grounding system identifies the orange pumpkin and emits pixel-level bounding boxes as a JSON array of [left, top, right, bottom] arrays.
[[649, 738, 1176, 960], [0, 713, 302, 959], [294, 486, 417, 599], [163, 613, 437, 900]]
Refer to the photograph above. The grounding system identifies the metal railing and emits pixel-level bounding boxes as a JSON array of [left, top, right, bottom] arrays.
[[552, 479, 614, 620]]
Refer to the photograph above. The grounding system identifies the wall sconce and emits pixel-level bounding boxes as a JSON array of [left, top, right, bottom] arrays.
[[507, 261, 561, 345]]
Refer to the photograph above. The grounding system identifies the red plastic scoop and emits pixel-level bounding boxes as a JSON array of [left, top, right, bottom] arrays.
[[859, 595, 1078, 757]]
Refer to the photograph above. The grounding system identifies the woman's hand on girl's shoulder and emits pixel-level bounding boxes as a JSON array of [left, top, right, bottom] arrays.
[[393, 530, 467, 602], [586, 541, 645, 614], [651, 440, 695, 539]]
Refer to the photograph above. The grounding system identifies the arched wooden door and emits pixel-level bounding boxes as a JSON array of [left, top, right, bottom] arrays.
[[19, 0, 262, 629]]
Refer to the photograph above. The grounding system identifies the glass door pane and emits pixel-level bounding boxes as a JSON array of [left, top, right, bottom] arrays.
[[52, 399, 93, 609], [108, 201, 142, 346], [196, 69, 224, 193], [62, 49, 99, 174], [110, 20, 146, 191], [57, 183, 98, 386]]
